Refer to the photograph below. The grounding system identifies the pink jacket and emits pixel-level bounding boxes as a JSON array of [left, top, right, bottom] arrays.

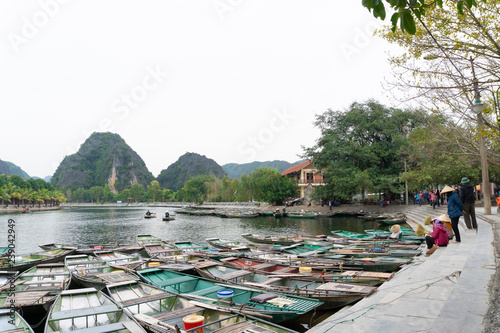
[[431, 224, 449, 246], [430, 192, 436, 201]]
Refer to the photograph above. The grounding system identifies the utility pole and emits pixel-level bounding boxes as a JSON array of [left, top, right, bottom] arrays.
[[405, 160, 409, 205]]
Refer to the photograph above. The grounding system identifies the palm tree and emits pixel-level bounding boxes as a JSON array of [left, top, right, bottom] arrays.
[[4, 184, 21, 207], [19, 188, 34, 208], [0, 187, 11, 207], [38, 189, 50, 207], [31, 192, 42, 208]]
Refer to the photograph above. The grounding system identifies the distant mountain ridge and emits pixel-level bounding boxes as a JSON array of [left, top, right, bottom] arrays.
[[157, 152, 226, 191], [0, 159, 31, 179], [222, 160, 304, 179], [51, 132, 154, 192]]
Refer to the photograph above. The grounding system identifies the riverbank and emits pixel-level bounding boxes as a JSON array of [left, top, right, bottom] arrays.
[[0, 205, 62, 213]]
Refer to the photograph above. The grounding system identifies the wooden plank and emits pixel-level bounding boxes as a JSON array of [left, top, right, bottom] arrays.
[[121, 293, 175, 306], [152, 305, 202, 321], [315, 282, 376, 294], [251, 263, 275, 270], [260, 278, 283, 285]]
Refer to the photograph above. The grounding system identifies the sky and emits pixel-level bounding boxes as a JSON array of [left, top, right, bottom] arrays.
[[0, 0, 398, 178]]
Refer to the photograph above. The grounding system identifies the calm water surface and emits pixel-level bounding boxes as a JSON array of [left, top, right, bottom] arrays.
[[1, 207, 395, 255]]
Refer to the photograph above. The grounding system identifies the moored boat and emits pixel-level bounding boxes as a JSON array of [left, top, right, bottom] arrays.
[[65, 254, 140, 290], [0, 308, 33, 332], [195, 261, 377, 309], [137, 267, 323, 323], [0, 263, 71, 313], [44, 287, 146, 332], [331, 230, 376, 240], [107, 281, 299, 333], [205, 238, 251, 252], [241, 234, 300, 246], [0, 247, 77, 272]]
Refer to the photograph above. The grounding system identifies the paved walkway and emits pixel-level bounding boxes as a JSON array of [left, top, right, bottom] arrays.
[[308, 205, 497, 333]]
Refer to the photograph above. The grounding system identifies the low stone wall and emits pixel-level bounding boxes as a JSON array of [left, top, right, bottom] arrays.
[[0, 206, 62, 213]]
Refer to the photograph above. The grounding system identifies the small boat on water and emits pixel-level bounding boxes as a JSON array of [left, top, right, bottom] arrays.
[[162, 215, 175, 221], [286, 212, 318, 219], [0, 308, 34, 332], [331, 230, 376, 240], [94, 250, 147, 270], [174, 241, 209, 252], [241, 234, 300, 246], [39, 243, 142, 254], [137, 267, 323, 323], [0, 247, 77, 272], [107, 281, 298, 333], [328, 247, 422, 258], [44, 287, 146, 333], [195, 261, 377, 309], [65, 254, 140, 290], [0, 263, 71, 313], [205, 238, 251, 252], [144, 213, 156, 219], [0, 270, 18, 288], [220, 257, 394, 286]]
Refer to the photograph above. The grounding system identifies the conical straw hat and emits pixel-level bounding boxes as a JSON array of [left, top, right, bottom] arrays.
[[440, 185, 455, 194], [436, 214, 451, 223]]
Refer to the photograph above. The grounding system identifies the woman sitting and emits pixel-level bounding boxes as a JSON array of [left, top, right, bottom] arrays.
[[425, 214, 450, 255]]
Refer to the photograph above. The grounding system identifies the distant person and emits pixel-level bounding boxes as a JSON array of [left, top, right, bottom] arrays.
[[441, 185, 463, 243], [425, 214, 450, 255], [430, 191, 436, 209], [460, 177, 477, 230], [165, 210, 169, 218], [146, 210, 151, 216]]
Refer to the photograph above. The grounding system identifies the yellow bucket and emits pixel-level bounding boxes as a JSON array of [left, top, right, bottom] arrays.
[[148, 262, 160, 267], [299, 267, 312, 274]]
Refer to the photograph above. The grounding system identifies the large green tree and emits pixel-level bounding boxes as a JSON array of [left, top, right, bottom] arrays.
[[304, 100, 426, 200]]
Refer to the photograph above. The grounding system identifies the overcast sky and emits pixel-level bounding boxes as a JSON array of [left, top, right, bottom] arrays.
[[0, 0, 398, 178]]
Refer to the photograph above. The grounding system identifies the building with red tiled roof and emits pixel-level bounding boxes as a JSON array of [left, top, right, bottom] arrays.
[[281, 160, 324, 200]]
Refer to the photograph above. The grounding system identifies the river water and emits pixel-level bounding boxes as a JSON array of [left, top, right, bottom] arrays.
[[0, 206, 400, 331], [1, 206, 394, 255]]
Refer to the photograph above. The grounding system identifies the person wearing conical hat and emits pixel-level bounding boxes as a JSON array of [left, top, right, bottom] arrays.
[[389, 224, 402, 239], [425, 214, 450, 255], [460, 177, 477, 230], [441, 185, 463, 243]]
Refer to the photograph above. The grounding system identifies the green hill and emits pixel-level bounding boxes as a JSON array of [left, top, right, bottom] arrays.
[[157, 152, 226, 191], [0, 159, 31, 179], [51, 132, 154, 192], [222, 160, 304, 179]]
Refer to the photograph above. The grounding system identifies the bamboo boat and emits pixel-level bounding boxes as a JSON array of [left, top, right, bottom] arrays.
[[0, 309, 33, 332], [0, 247, 77, 272], [0, 263, 71, 313], [44, 287, 146, 332], [107, 281, 298, 333], [137, 268, 323, 323], [64, 254, 140, 290], [195, 261, 377, 309], [220, 257, 393, 285]]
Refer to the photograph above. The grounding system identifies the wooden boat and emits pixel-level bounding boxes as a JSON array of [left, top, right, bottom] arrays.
[[0, 270, 18, 288], [0, 309, 34, 332], [162, 215, 175, 221], [248, 253, 410, 272], [278, 242, 339, 256], [137, 267, 323, 323], [241, 234, 300, 246], [221, 257, 393, 286], [0, 247, 77, 272], [195, 261, 377, 309], [286, 212, 318, 219], [363, 229, 424, 243], [174, 241, 209, 252], [0, 263, 71, 313], [137, 235, 181, 260], [137, 234, 165, 246], [377, 218, 406, 225], [328, 247, 422, 258], [205, 238, 251, 252], [331, 230, 376, 240], [94, 251, 147, 270], [64, 254, 140, 290], [107, 281, 299, 333], [144, 212, 157, 219], [44, 287, 146, 332]]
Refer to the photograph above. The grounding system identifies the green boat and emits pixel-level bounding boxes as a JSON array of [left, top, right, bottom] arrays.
[[195, 262, 377, 310], [45, 288, 146, 332], [174, 241, 210, 252], [0, 247, 77, 272], [331, 230, 375, 240], [286, 212, 318, 219], [107, 281, 299, 333], [137, 268, 323, 323], [279, 242, 336, 256], [137, 234, 164, 246], [363, 229, 424, 243], [0, 309, 33, 332], [241, 234, 300, 246]]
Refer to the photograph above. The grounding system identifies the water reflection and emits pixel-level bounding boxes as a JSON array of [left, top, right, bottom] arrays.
[[0, 207, 399, 255]]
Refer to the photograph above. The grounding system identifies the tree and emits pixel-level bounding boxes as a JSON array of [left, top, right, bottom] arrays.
[[162, 189, 174, 202], [129, 184, 144, 202], [74, 188, 84, 203], [182, 175, 214, 203], [147, 181, 163, 202], [257, 169, 297, 205], [89, 186, 104, 203], [304, 100, 426, 200], [103, 184, 113, 202], [362, 0, 486, 34]]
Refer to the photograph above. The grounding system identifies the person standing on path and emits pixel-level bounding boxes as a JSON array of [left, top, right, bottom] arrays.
[[460, 177, 477, 230], [441, 185, 463, 243]]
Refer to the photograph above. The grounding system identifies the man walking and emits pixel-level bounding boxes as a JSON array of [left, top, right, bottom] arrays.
[[460, 177, 477, 230]]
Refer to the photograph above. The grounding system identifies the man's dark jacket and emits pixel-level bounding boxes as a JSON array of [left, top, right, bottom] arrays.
[[460, 182, 475, 203]]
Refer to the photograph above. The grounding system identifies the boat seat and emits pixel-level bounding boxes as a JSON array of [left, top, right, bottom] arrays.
[[156, 276, 196, 287], [49, 304, 120, 321], [21, 273, 69, 277], [121, 293, 175, 306], [61, 322, 125, 333]]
